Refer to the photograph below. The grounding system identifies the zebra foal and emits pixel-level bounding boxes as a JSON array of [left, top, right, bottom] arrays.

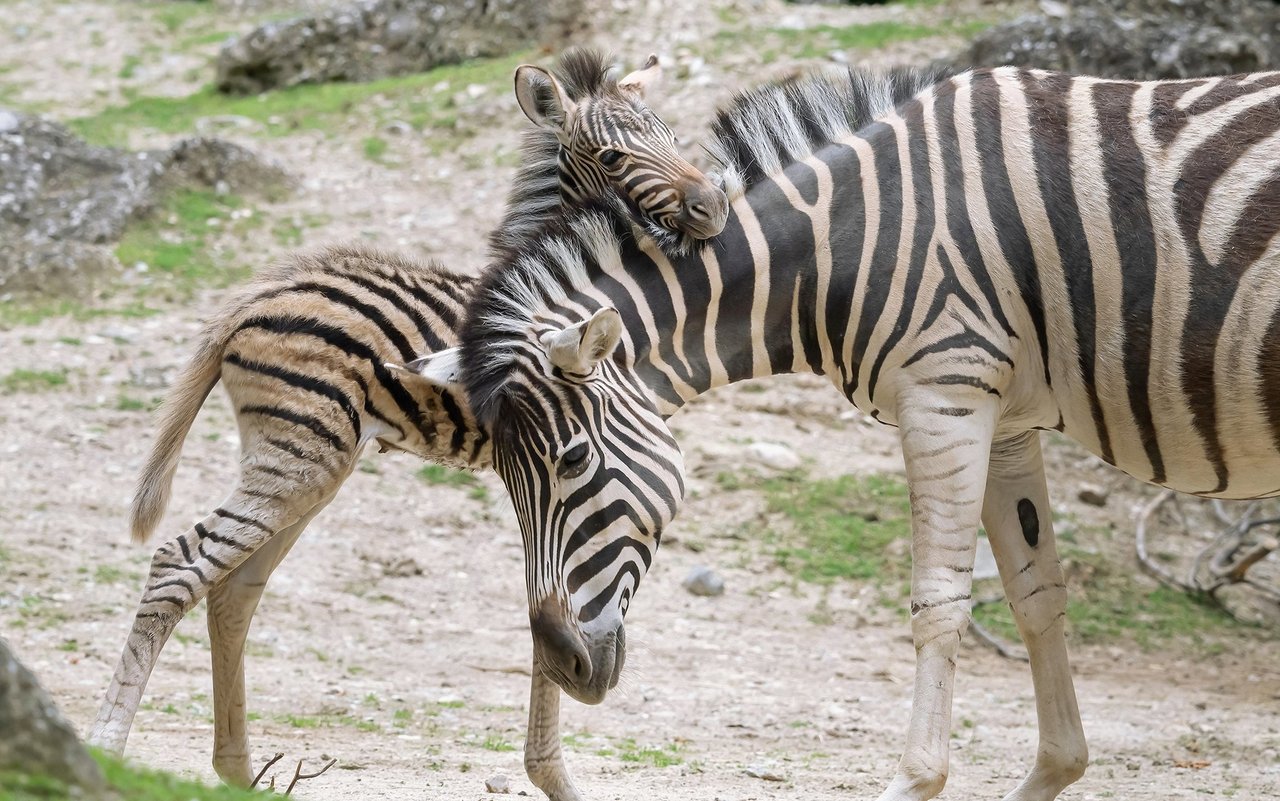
[[409, 66, 1280, 800], [88, 48, 725, 801]]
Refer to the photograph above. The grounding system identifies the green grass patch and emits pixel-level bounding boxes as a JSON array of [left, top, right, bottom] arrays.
[[71, 52, 528, 148], [740, 471, 912, 584], [973, 547, 1267, 653], [362, 136, 389, 161], [0, 368, 68, 394], [717, 17, 993, 63], [481, 735, 515, 752], [613, 738, 683, 768], [416, 464, 481, 488], [0, 299, 162, 330], [114, 189, 254, 299]]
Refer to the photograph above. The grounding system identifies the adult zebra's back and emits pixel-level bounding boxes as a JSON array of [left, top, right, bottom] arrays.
[[413, 65, 1280, 801]]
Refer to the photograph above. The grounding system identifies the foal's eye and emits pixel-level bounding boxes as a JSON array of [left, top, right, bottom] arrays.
[[557, 442, 591, 479], [599, 149, 625, 168]]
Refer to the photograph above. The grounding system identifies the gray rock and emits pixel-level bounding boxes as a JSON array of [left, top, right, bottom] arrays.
[[973, 536, 1000, 581], [215, 0, 585, 95], [746, 441, 801, 471], [682, 565, 726, 597], [744, 763, 787, 782], [958, 0, 1280, 80], [0, 112, 291, 298], [484, 773, 511, 793], [1077, 484, 1109, 507], [0, 109, 19, 133], [0, 638, 105, 792]]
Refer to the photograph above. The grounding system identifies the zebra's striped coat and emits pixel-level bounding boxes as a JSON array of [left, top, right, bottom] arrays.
[[433, 66, 1280, 801]]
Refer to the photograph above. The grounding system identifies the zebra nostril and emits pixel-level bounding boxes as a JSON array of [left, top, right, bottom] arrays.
[[686, 201, 710, 220], [571, 653, 585, 680]]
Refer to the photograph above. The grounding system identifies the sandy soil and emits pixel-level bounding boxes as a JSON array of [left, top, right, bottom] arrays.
[[1, 1, 1278, 799]]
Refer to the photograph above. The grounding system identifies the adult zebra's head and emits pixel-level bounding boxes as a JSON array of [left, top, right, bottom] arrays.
[[407, 296, 684, 703], [514, 52, 729, 241]]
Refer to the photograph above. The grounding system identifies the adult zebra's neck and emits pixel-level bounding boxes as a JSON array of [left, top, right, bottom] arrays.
[[616, 125, 909, 419]]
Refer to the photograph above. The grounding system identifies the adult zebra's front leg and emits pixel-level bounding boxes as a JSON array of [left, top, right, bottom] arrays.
[[981, 432, 1086, 800], [877, 390, 999, 801]]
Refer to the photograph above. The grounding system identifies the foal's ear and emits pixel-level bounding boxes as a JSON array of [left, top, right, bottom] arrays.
[[515, 64, 577, 136], [540, 308, 623, 375], [388, 347, 462, 390], [619, 54, 661, 99]]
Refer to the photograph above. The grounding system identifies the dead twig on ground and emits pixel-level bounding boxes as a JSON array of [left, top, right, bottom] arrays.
[[284, 757, 337, 796], [1135, 490, 1280, 614], [251, 753, 285, 789]]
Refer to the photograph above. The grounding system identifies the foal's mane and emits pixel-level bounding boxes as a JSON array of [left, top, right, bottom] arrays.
[[487, 48, 624, 263], [464, 64, 956, 422]]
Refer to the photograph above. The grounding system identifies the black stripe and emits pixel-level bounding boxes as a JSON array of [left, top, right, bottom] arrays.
[[1095, 81, 1166, 484], [1022, 72, 1113, 464], [240, 404, 346, 452], [236, 315, 436, 443], [253, 281, 416, 361], [223, 352, 362, 442], [971, 71, 1050, 386], [214, 507, 271, 533]]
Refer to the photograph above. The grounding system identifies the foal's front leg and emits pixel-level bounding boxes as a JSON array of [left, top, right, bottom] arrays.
[[877, 393, 998, 801], [525, 666, 582, 801]]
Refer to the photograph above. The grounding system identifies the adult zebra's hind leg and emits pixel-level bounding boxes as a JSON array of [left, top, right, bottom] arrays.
[[877, 393, 998, 801], [89, 480, 330, 758], [982, 432, 1086, 801]]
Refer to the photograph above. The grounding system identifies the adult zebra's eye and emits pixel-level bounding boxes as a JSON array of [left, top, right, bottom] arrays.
[[599, 149, 625, 168], [557, 442, 591, 479]]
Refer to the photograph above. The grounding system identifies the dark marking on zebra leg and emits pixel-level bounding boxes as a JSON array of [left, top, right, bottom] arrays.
[[1017, 498, 1039, 547]]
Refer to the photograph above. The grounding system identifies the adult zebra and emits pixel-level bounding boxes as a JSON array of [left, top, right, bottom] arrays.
[[87, 48, 724, 801], [407, 66, 1280, 800]]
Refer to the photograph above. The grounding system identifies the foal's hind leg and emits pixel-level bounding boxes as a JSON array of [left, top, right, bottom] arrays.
[[89, 478, 332, 755], [207, 486, 344, 786]]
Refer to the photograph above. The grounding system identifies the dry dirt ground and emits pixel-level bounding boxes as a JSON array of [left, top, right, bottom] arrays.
[[1, 1, 1278, 799]]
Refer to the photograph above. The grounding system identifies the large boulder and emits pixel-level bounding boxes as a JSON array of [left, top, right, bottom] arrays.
[[0, 112, 290, 298], [960, 0, 1280, 80], [0, 638, 105, 793], [215, 0, 585, 95]]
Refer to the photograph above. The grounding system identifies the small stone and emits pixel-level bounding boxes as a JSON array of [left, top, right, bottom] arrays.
[[1077, 485, 1109, 507], [745, 763, 787, 782], [484, 774, 511, 793], [746, 441, 801, 471], [0, 110, 19, 133], [682, 565, 725, 597], [383, 557, 423, 577]]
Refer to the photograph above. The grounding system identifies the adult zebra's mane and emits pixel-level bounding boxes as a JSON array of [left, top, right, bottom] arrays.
[[463, 64, 955, 422], [705, 63, 955, 198], [487, 48, 623, 262]]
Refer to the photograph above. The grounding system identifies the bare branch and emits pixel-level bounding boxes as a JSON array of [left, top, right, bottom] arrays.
[[251, 753, 284, 789], [284, 757, 338, 796]]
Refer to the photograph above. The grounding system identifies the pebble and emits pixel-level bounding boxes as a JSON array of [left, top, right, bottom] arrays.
[[484, 774, 511, 794], [0, 110, 20, 133], [682, 565, 725, 597], [747, 441, 801, 471], [745, 763, 787, 782], [1077, 484, 1109, 507]]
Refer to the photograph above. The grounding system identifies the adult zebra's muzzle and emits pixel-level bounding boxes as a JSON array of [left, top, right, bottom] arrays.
[[530, 599, 625, 705]]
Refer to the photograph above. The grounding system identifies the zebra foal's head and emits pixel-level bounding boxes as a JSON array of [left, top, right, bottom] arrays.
[[514, 51, 729, 241], [404, 283, 684, 703]]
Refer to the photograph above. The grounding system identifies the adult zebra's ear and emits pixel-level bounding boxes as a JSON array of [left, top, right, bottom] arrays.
[[541, 307, 623, 375], [619, 54, 661, 99], [515, 64, 577, 136], [388, 347, 462, 391]]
